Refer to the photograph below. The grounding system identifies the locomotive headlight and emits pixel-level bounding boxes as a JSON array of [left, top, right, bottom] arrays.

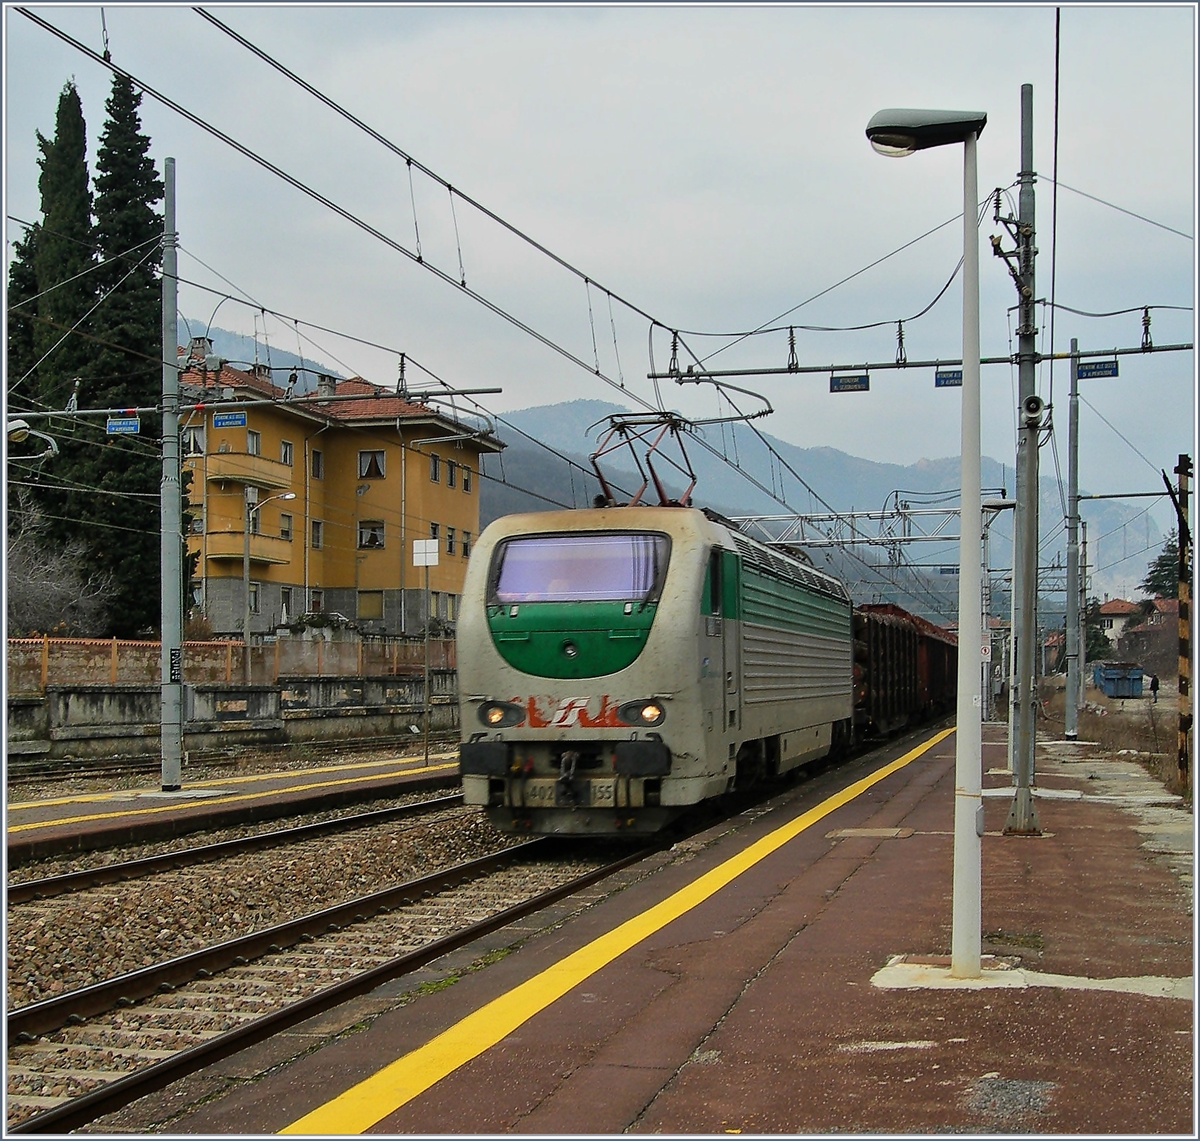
[[478, 701, 525, 728], [617, 700, 666, 727]]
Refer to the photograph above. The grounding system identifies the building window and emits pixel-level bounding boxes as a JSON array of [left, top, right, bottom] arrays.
[[249, 581, 260, 613], [446, 460, 457, 488], [462, 465, 472, 493], [182, 425, 205, 455], [447, 594, 457, 621], [311, 519, 323, 549], [430, 591, 441, 620], [359, 449, 385, 479], [358, 590, 384, 620], [429, 453, 441, 482], [311, 449, 324, 479], [280, 513, 293, 541], [247, 429, 261, 456], [280, 440, 294, 466], [429, 521, 439, 541], [191, 582, 204, 607], [1101, 618, 1113, 629], [446, 527, 456, 555], [310, 588, 323, 612], [246, 487, 261, 534], [358, 520, 385, 549], [462, 530, 471, 558], [280, 587, 293, 618]]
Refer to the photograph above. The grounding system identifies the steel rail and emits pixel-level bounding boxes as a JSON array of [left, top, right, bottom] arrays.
[[9, 839, 655, 1135], [8, 839, 542, 1042], [7, 794, 465, 904]]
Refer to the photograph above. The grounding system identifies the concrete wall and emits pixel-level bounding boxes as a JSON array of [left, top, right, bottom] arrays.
[[6, 670, 459, 762]]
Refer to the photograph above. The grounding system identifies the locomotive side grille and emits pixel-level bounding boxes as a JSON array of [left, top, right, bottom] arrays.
[[742, 625, 852, 703]]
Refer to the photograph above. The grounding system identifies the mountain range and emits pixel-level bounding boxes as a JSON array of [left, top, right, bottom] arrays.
[[475, 399, 1164, 625], [185, 325, 1164, 623]]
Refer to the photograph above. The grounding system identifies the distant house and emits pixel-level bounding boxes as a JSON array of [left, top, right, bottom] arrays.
[[1148, 597, 1180, 625], [1097, 598, 1139, 641]]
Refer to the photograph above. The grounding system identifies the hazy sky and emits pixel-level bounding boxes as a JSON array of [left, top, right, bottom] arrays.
[[5, 3, 1196, 577]]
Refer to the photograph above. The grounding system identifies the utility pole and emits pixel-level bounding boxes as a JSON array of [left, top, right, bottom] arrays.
[[1174, 455, 1192, 789], [999, 84, 1041, 834], [1064, 338, 1081, 739], [160, 157, 183, 791], [1080, 518, 1089, 702]]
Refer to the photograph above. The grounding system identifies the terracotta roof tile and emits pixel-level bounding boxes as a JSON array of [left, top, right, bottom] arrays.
[[1098, 598, 1138, 615]]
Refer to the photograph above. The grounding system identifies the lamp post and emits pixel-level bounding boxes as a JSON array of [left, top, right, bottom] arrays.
[[244, 488, 295, 682], [867, 107, 987, 979], [7, 419, 60, 461]]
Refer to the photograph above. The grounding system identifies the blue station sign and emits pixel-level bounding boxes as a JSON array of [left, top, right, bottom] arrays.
[[935, 368, 963, 388], [213, 410, 248, 428], [1077, 359, 1119, 379], [105, 416, 140, 435], [830, 373, 869, 393]]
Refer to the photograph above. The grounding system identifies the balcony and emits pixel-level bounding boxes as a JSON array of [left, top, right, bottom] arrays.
[[205, 451, 294, 491], [203, 529, 294, 565]]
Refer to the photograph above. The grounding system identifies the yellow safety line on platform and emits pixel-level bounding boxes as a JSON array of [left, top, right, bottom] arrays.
[[7, 754, 457, 811], [282, 727, 954, 1135], [6, 762, 459, 834]]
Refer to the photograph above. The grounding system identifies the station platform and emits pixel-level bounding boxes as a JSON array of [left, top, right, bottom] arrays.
[[98, 720, 1193, 1135], [5, 752, 460, 865]]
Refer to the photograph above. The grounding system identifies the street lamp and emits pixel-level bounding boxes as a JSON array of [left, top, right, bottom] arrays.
[[7, 418, 60, 460], [244, 488, 296, 681], [867, 107, 986, 979]]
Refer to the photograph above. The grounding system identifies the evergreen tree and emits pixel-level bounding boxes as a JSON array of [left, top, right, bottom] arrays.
[[6, 225, 40, 392], [77, 74, 166, 636], [11, 83, 109, 630], [30, 81, 96, 409], [1139, 530, 1180, 599]]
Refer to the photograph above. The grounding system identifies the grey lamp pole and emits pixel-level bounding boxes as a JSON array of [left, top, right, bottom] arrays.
[[243, 489, 295, 682], [868, 107, 987, 979]]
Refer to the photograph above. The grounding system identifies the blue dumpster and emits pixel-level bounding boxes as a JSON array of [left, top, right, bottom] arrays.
[[1092, 662, 1145, 698]]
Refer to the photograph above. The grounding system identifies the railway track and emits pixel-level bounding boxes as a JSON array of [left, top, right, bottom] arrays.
[[6, 733, 462, 784], [7, 794, 464, 903], [7, 838, 653, 1133]]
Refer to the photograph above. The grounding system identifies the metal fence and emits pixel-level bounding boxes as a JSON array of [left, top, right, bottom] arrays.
[[6, 636, 456, 695]]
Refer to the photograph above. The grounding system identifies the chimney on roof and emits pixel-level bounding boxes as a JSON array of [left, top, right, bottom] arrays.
[[317, 374, 336, 399], [188, 336, 213, 361], [253, 363, 272, 381]]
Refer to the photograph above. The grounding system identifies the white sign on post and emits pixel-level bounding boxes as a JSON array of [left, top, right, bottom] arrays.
[[413, 538, 440, 567]]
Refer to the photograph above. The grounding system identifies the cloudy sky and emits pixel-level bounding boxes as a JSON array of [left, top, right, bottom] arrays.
[[5, 3, 1196, 583]]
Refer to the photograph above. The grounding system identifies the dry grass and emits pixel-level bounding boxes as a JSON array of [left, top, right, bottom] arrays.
[[1037, 676, 1192, 804]]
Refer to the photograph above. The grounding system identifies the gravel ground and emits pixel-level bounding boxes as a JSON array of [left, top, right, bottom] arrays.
[[6, 807, 523, 1009]]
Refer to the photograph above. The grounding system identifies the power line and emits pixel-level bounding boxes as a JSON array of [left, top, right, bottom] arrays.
[[1044, 177, 1193, 241]]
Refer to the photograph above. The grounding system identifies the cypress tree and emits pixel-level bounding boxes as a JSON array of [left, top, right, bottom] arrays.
[[5, 225, 40, 393], [12, 82, 105, 631], [80, 74, 166, 636], [30, 81, 96, 409]]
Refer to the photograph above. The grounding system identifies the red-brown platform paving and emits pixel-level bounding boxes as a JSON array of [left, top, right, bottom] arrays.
[[100, 725, 1195, 1135]]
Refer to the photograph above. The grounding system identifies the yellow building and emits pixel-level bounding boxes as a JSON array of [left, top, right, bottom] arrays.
[[179, 355, 502, 640]]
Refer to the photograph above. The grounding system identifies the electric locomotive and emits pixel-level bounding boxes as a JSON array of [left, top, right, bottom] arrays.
[[457, 504, 853, 834]]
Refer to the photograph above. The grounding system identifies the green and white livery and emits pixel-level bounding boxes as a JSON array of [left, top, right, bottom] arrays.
[[457, 506, 852, 834]]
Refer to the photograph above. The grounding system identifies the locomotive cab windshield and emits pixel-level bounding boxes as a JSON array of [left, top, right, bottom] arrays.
[[485, 531, 671, 680], [489, 531, 670, 604]]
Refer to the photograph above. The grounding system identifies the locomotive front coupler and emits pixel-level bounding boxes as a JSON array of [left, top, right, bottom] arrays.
[[556, 749, 582, 805]]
